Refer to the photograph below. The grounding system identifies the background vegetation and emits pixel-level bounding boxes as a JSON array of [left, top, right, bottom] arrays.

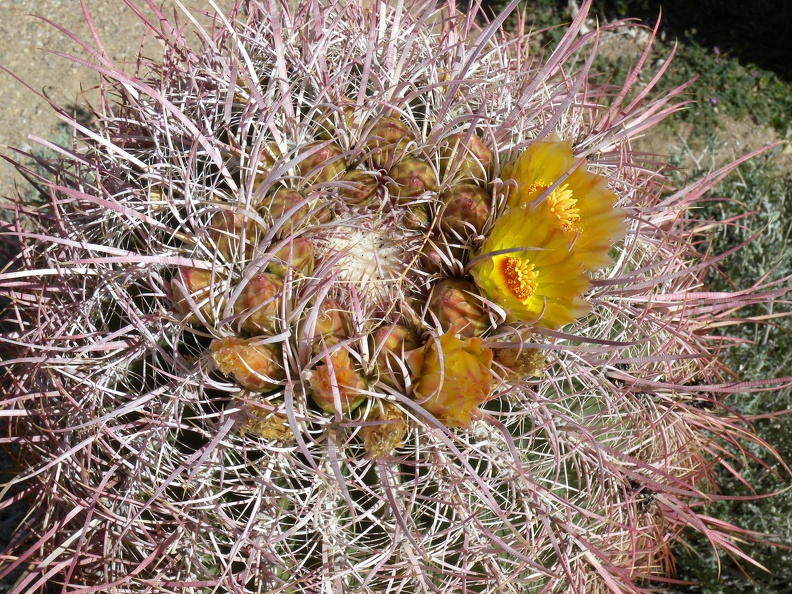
[[500, 1, 792, 591]]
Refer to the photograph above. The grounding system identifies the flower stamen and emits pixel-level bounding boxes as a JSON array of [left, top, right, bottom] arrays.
[[497, 256, 538, 303], [528, 181, 580, 233]]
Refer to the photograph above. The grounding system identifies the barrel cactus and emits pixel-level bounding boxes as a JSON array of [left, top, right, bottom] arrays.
[[1, 0, 787, 592]]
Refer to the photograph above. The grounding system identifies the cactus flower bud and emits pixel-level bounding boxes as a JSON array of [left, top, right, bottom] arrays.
[[412, 331, 493, 428], [308, 349, 367, 414], [374, 323, 422, 387], [402, 204, 430, 230], [366, 116, 415, 168], [440, 183, 491, 237], [400, 297, 426, 331], [209, 210, 257, 260], [301, 297, 350, 352], [428, 278, 490, 338], [260, 187, 309, 235], [493, 342, 546, 379], [298, 142, 347, 185], [266, 236, 316, 278], [338, 169, 379, 206], [240, 407, 294, 441], [172, 267, 220, 324], [234, 272, 283, 334], [360, 401, 408, 458], [211, 337, 285, 392], [438, 132, 493, 184], [252, 143, 282, 189], [387, 158, 439, 201], [315, 99, 356, 140]]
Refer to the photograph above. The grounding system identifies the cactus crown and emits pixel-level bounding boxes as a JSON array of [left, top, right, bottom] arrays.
[[1, 0, 788, 592]]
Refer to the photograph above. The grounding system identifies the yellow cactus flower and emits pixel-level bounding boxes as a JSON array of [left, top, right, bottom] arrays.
[[412, 331, 493, 428], [503, 137, 627, 270], [470, 206, 590, 329]]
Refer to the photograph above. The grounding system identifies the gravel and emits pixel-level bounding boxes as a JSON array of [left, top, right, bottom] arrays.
[[0, 0, 236, 201]]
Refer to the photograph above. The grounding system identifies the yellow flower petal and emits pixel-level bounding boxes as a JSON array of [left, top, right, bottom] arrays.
[[413, 332, 493, 428], [504, 137, 627, 270], [471, 206, 590, 328]]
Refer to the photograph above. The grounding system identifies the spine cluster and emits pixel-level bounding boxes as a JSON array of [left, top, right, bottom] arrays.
[[0, 0, 787, 592]]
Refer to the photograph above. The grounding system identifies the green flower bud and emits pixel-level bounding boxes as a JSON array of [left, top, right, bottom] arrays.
[[260, 188, 309, 235], [402, 204, 430, 230], [338, 169, 379, 206], [428, 278, 490, 338], [387, 158, 439, 202], [314, 98, 356, 140], [234, 272, 283, 334], [439, 183, 491, 237], [400, 296, 426, 331], [302, 297, 350, 353], [438, 132, 493, 184], [298, 142, 347, 185], [209, 210, 258, 260], [211, 337, 285, 392], [252, 143, 282, 189], [266, 236, 316, 278], [366, 116, 415, 168], [419, 240, 466, 276]]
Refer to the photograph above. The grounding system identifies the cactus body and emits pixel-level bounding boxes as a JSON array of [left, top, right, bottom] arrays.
[[0, 1, 788, 593]]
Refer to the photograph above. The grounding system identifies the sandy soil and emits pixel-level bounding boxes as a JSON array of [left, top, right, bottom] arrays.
[[0, 0, 236, 202], [1, 1, 787, 205]]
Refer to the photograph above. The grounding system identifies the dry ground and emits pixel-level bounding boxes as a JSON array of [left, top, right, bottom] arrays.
[[0, 0, 236, 201], [1, 1, 787, 203]]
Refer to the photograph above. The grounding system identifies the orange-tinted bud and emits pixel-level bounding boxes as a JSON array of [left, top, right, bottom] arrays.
[[440, 183, 491, 237], [308, 349, 367, 414], [366, 116, 415, 168], [260, 188, 309, 234], [172, 267, 220, 324], [211, 337, 285, 392], [234, 272, 283, 334], [438, 132, 493, 184], [298, 142, 347, 185], [428, 278, 490, 338], [387, 159, 439, 202], [338, 170, 379, 206], [209, 210, 258, 260], [412, 331, 493, 428], [360, 401, 408, 458], [266, 236, 315, 278], [374, 323, 422, 387]]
